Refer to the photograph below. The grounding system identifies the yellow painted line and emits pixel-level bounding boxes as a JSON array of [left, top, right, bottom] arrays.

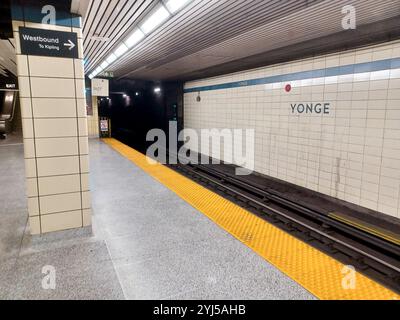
[[103, 138, 400, 300], [329, 212, 400, 246]]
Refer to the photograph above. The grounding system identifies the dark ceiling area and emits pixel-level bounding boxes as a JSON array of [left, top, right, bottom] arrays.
[[0, 0, 12, 40]]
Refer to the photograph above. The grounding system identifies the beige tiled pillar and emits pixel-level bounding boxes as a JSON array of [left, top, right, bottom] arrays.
[[13, 20, 92, 235], [88, 96, 99, 138]]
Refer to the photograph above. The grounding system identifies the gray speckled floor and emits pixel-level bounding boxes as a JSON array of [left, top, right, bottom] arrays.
[[0, 142, 124, 300], [89, 140, 316, 300], [0, 139, 316, 300]]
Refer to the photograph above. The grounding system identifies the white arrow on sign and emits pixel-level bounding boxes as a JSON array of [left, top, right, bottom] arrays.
[[63, 40, 76, 51]]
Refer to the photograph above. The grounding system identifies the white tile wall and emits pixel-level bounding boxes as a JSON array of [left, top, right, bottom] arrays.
[[184, 40, 400, 219]]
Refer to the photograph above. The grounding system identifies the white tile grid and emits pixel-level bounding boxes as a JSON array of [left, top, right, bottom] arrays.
[[184, 41, 400, 218], [14, 19, 91, 234], [185, 40, 400, 90]]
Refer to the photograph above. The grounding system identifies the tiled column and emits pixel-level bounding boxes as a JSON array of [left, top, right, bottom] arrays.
[[13, 16, 91, 234], [88, 96, 99, 138]]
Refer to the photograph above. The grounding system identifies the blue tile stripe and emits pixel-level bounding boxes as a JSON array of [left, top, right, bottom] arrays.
[[184, 58, 400, 93]]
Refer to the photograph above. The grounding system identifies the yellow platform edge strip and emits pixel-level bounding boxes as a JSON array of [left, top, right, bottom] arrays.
[[103, 138, 400, 301]]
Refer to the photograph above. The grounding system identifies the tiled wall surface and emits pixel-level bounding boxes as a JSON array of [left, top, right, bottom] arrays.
[[14, 20, 92, 234], [184, 41, 400, 219]]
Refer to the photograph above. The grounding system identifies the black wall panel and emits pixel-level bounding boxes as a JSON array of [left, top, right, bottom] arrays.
[[99, 79, 183, 153]]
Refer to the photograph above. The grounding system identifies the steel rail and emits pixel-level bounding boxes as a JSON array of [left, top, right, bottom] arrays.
[[171, 163, 400, 293]]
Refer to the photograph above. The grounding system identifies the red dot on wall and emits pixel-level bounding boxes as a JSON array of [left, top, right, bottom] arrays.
[[285, 84, 292, 92]]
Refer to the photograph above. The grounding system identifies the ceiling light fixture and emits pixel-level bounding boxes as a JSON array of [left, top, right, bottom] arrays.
[[140, 5, 170, 34], [88, 0, 194, 79], [125, 29, 145, 48], [114, 43, 129, 57], [100, 61, 109, 69], [95, 66, 103, 74], [165, 0, 192, 13], [106, 53, 117, 64]]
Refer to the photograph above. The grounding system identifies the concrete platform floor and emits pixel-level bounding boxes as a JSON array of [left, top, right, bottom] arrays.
[[0, 139, 316, 300]]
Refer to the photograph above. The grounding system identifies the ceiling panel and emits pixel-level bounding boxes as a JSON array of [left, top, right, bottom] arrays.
[[83, 0, 155, 71], [81, 0, 400, 81]]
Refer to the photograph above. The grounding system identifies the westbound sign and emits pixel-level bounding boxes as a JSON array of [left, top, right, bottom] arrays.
[[19, 27, 78, 59]]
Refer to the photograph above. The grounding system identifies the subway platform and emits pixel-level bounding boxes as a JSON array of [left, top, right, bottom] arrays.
[[0, 139, 316, 300]]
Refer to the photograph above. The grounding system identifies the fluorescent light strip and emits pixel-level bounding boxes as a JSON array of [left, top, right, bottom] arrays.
[[140, 5, 170, 34], [89, 1, 194, 79], [165, 0, 192, 13], [95, 66, 103, 74], [106, 53, 117, 64], [125, 29, 145, 48], [100, 61, 109, 69], [114, 43, 129, 57]]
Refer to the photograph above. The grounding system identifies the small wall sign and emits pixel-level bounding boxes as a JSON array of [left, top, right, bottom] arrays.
[[91, 78, 109, 97], [291, 103, 331, 115]]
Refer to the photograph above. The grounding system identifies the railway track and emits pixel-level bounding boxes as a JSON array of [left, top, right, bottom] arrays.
[[169, 162, 400, 294]]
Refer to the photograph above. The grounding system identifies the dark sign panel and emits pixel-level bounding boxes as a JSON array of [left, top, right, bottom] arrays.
[[19, 27, 78, 59]]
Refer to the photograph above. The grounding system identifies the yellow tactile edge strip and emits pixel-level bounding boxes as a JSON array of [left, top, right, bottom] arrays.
[[103, 138, 400, 300]]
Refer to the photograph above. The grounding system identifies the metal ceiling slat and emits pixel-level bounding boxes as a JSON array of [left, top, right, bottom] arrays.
[[130, 4, 398, 79], [83, 0, 104, 42], [83, 0, 113, 49], [87, 0, 220, 71], [81, 0, 400, 80], [111, 0, 294, 71], [112, 0, 269, 68], [117, 0, 398, 78], [86, 0, 152, 70], [207, 0, 391, 50], [85, 0, 154, 71], [113, 0, 319, 76], [160, 0, 396, 74], [141, 0, 314, 69], [109, 0, 245, 70], [122, 0, 368, 72], [83, 0, 127, 64], [85, 0, 151, 70]]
